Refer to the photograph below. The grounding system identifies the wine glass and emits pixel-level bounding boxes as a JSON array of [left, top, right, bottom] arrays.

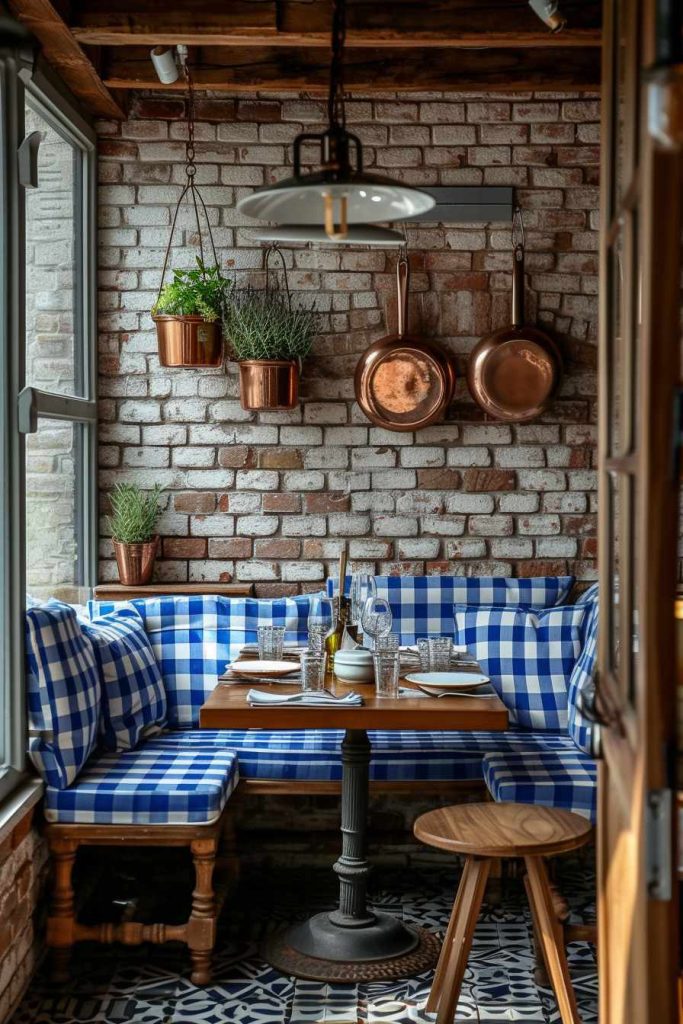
[[361, 596, 393, 650], [307, 595, 334, 654], [350, 573, 377, 627]]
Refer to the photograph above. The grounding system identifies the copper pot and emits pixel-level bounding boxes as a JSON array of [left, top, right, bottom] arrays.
[[153, 315, 223, 368], [239, 360, 298, 410], [113, 537, 159, 587], [467, 242, 562, 423]]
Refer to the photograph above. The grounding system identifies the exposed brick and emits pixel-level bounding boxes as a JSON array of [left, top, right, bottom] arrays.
[[305, 493, 352, 513], [417, 468, 462, 490], [463, 469, 517, 492], [255, 539, 302, 559], [262, 493, 302, 513], [258, 449, 304, 470], [162, 537, 207, 558]]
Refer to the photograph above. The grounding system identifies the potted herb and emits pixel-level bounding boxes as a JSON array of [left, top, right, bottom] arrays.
[[107, 483, 164, 587], [152, 260, 231, 368], [225, 290, 317, 410]]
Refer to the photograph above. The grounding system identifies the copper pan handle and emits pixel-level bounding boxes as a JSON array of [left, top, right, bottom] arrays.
[[511, 243, 525, 327], [396, 255, 409, 338]]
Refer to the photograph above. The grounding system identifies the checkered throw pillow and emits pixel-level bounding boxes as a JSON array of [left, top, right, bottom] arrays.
[[81, 607, 167, 752], [26, 601, 101, 789], [88, 593, 322, 728], [327, 574, 575, 645], [454, 604, 587, 731], [567, 584, 599, 754]]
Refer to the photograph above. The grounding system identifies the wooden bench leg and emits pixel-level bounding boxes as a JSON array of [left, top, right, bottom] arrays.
[[430, 856, 491, 1024], [188, 836, 218, 986], [524, 856, 582, 1024], [46, 837, 78, 983]]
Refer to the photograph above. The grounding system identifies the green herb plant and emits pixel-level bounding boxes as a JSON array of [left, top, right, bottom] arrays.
[[152, 260, 231, 322], [108, 483, 164, 545], [224, 290, 318, 364]]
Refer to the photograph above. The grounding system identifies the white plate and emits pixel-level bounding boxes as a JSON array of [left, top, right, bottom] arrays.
[[404, 671, 491, 691], [229, 660, 300, 678]]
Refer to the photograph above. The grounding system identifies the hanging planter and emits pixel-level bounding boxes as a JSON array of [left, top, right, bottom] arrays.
[[224, 246, 318, 411], [151, 67, 230, 368]]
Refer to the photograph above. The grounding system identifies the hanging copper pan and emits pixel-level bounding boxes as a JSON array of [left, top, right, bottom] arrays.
[[355, 256, 456, 432], [467, 238, 562, 423]]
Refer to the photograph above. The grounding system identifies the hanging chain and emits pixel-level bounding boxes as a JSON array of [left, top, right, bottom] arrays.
[[512, 205, 526, 250], [328, 0, 347, 129], [184, 61, 197, 180]]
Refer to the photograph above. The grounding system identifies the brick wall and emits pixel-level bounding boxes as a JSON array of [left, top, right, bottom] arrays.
[[96, 91, 599, 593], [0, 810, 48, 1023]]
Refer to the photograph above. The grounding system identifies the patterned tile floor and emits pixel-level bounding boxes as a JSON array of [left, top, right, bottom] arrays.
[[11, 861, 597, 1024]]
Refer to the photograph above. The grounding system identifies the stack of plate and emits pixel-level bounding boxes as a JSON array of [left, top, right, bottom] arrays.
[[222, 660, 301, 684], [403, 671, 492, 697]]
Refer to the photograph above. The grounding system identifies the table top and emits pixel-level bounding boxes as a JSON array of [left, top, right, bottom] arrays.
[[199, 677, 509, 731]]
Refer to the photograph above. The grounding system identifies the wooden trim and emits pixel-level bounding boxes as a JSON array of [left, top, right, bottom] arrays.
[[234, 778, 487, 797], [93, 582, 255, 600], [6, 0, 125, 119]]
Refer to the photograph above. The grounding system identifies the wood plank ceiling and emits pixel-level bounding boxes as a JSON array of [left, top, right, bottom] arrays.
[[7, 0, 602, 120]]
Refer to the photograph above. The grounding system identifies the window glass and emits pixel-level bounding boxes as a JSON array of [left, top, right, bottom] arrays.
[[25, 418, 83, 602], [24, 101, 82, 397]]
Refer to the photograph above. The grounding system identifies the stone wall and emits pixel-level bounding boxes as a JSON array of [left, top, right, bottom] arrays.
[[96, 90, 599, 593]]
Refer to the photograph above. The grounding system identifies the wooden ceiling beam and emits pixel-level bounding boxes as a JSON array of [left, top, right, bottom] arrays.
[[8, 0, 125, 118], [102, 45, 601, 93]]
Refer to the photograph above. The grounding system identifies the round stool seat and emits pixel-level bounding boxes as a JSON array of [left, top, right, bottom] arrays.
[[414, 802, 593, 858]]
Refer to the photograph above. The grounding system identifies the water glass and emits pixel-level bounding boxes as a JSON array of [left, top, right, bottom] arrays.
[[427, 637, 452, 672], [417, 638, 431, 671], [301, 651, 326, 692], [350, 573, 377, 627], [373, 649, 400, 700], [375, 632, 400, 652], [308, 595, 334, 654], [258, 625, 286, 660]]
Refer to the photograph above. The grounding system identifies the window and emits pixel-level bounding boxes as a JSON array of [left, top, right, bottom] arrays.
[[0, 46, 97, 798]]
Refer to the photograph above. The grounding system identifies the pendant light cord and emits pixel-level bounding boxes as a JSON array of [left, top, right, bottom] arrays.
[[328, 0, 347, 130]]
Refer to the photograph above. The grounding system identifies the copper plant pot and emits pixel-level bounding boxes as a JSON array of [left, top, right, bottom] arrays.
[[153, 315, 223, 368], [238, 360, 298, 411], [113, 537, 159, 587]]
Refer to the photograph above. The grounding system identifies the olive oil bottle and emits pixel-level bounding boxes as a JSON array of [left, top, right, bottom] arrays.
[[326, 547, 349, 667]]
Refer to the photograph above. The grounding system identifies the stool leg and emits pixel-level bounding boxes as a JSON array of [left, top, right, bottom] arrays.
[[432, 857, 491, 1024], [524, 856, 582, 1024], [524, 875, 550, 987], [427, 858, 473, 1012]]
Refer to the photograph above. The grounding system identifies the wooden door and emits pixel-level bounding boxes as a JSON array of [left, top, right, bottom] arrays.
[[597, 0, 682, 1020]]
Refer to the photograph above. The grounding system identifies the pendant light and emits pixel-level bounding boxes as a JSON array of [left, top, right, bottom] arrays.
[[249, 224, 406, 246], [236, 0, 435, 240]]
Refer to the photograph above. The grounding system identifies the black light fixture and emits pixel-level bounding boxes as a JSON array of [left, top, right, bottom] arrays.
[[236, 0, 435, 241]]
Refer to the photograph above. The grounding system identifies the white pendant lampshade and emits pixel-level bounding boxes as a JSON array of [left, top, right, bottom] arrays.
[[249, 224, 407, 247], [235, 0, 434, 240]]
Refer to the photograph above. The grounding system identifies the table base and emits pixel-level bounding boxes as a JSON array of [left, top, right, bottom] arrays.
[[261, 922, 440, 983]]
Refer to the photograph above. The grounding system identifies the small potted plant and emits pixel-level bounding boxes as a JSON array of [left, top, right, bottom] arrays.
[[225, 290, 317, 410], [107, 483, 164, 587], [152, 259, 231, 368]]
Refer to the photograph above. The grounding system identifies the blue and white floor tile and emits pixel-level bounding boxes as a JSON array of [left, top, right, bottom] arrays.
[[11, 864, 597, 1024]]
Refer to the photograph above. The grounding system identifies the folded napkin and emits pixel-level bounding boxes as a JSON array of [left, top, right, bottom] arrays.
[[247, 689, 363, 707]]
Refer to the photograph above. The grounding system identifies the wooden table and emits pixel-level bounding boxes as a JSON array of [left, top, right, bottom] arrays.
[[200, 676, 508, 982]]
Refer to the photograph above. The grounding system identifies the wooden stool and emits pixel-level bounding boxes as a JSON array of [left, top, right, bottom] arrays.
[[414, 802, 593, 1024]]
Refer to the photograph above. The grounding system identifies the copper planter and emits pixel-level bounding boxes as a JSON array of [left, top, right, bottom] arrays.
[[153, 315, 223, 368], [113, 537, 159, 587], [238, 360, 298, 411]]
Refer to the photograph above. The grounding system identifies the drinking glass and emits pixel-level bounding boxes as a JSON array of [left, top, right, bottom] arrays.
[[373, 649, 400, 700], [417, 638, 431, 671], [361, 596, 393, 650], [350, 573, 377, 627], [375, 632, 400, 652], [301, 651, 326, 692], [427, 637, 452, 672], [258, 625, 286, 660], [308, 595, 335, 654]]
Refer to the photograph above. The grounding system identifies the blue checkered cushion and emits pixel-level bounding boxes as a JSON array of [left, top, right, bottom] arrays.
[[25, 602, 101, 789], [87, 594, 320, 729], [567, 586, 599, 754], [146, 728, 577, 783], [44, 745, 239, 825], [80, 608, 167, 752], [327, 575, 575, 645], [483, 749, 597, 822], [455, 604, 587, 731]]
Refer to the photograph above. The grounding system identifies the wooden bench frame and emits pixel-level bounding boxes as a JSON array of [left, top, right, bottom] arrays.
[[45, 812, 232, 986]]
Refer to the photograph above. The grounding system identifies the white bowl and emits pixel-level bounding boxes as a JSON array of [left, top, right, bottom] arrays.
[[334, 650, 374, 683]]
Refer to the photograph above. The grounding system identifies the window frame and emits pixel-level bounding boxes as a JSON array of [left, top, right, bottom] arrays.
[[0, 45, 97, 801]]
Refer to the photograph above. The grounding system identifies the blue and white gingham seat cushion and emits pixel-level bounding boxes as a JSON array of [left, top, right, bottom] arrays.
[[483, 749, 597, 822], [455, 604, 587, 731], [26, 601, 101, 789], [146, 728, 578, 783], [87, 594, 320, 729], [567, 584, 599, 755], [80, 607, 167, 752], [44, 746, 239, 825], [327, 574, 575, 645]]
